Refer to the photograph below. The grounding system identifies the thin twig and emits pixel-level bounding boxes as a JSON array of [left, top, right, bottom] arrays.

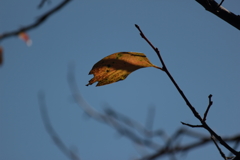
[[145, 106, 155, 135], [38, 0, 51, 8], [181, 122, 203, 128], [230, 140, 240, 158], [67, 65, 161, 150], [211, 135, 227, 160], [135, 24, 166, 72], [217, 0, 225, 9], [38, 91, 81, 160], [66, 66, 240, 159], [135, 24, 239, 157], [135, 24, 202, 121], [203, 94, 213, 121], [0, 0, 72, 41], [104, 107, 163, 139], [141, 133, 240, 160]]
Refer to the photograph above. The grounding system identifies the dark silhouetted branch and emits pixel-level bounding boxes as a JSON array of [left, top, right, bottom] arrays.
[[38, 91, 81, 160], [195, 0, 240, 30], [203, 94, 213, 121], [135, 24, 240, 159], [211, 135, 228, 160], [218, 0, 225, 8], [0, 0, 72, 42], [140, 133, 240, 160], [181, 122, 203, 128]]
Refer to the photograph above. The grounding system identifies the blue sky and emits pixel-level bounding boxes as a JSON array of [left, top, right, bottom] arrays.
[[1, 0, 240, 160]]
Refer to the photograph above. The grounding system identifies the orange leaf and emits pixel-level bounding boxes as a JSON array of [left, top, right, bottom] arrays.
[[18, 32, 32, 46], [86, 52, 163, 86]]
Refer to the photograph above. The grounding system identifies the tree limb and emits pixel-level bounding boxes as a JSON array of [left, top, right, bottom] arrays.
[[0, 0, 72, 42], [195, 0, 240, 30], [203, 94, 213, 121], [140, 133, 240, 160], [67, 65, 240, 159], [135, 24, 240, 158], [211, 135, 228, 160], [38, 91, 81, 160], [38, 0, 51, 9]]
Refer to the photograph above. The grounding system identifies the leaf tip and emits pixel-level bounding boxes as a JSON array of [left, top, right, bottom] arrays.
[[86, 82, 92, 86]]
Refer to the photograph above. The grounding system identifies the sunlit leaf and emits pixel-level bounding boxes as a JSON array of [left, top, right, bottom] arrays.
[[86, 52, 163, 86], [18, 32, 32, 46]]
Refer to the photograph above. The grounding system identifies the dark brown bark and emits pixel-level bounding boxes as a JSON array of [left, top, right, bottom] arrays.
[[196, 0, 240, 30]]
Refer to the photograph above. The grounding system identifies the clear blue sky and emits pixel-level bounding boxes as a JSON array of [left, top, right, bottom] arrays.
[[1, 1, 239, 160]]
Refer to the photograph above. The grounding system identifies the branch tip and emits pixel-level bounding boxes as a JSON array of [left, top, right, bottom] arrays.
[[135, 24, 238, 157], [181, 122, 203, 128], [203, 94, 214, 121], [208, 94, 212, 99], [0, 0, 72, 41]]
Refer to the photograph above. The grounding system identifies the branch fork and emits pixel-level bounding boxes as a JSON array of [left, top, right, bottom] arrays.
[[135, 24, 240, 160]]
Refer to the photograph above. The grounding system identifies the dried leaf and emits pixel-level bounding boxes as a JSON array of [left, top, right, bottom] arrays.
[[18, 32, 32, 46], [86, 52, 163, 86]]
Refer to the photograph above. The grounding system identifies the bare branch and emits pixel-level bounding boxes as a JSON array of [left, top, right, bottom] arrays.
[[135, 24, 165, 72], [38, 91, 81, 160], [230, 139, 240, 159], [67, 65, 240, 159], [211, 135, 228, 160], [140, 133, 240, 160], [104, 107, 165, 139], [195, 0, 240, 30], [0, 0, 72, 42], [145, 106, 155, 135], [217, 0, 225, 8], [38, 0, 51, 9], [135, 24, 240, 158], [203, 94, 213, 121], [67, 65, 161, 150], [181, 122, 203, 128], [233, 153, 240, 160]]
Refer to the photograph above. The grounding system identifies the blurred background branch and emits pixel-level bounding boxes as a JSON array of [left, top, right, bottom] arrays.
[[66, 65, 240, 160], [0, 0, 72, 42], [38, 0, 51, 9], [38, 91, 81, 160]]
